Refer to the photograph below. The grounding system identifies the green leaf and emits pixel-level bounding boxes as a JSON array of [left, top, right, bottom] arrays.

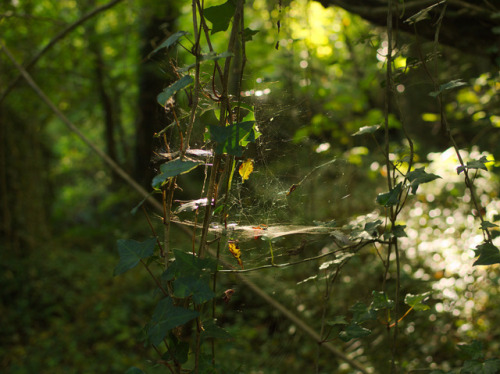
[[201, 319, 233, 341], [458, 340, 484, 361], [350, 301, 377, 324], [207, 121, 261, 156], [327, 315, 348, 326], [404, 1, 445, 24], [460, 359, 500, 374], [352, 125, 380, 136], [457, 156, 489, 174], [146, 297, 199, 346], [473, 242, 500, 266], [173, 276, 215, 304], [429, 79, 467, 97], [407, 167, 441, 194], [151, 31, 189, 55], [204, 0, 236, 34], [364, 219, 383, 235], [157, 75, 194, 106], [114, 238, 156, 276], [371, 291, 394, 311], [376, 182, 402, 207], [339, 324, 371, 342], [152, 159, 202, 188], [125, 367, 146, 374], [172, 249, 217, 277], [483, 359, 500, 373], [392, 224, 407, 238], [162, 334, 190, 364], [243, 28, 259, 41], [405, 292, 431, 311], [480, 221, 498, 230]]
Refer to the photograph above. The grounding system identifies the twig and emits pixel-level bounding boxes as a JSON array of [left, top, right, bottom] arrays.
[[219, 241, 372, 273]]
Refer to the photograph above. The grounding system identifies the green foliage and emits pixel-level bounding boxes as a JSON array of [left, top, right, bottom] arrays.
[[407, 167, 442, 194], [204, 0, 236, 34], [157, 75, 194, 106], [206, 121, 261, 156], [114, 238, 157, 276], [151, 159, 202, 188], [150, 31, 190, 55], [376, 182, 403, 207], [405, 292, 431, 311], [472, 242, 500, 266], [429, 79, 468, 97], [457, 156, 489, 174], [146, 297, 199, 346]]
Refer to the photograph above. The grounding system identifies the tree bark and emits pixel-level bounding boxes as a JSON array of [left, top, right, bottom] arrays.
[[318, 0, 500, 63]]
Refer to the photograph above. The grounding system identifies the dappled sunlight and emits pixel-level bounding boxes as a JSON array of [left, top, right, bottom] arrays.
[[398, 147, 500, 333]]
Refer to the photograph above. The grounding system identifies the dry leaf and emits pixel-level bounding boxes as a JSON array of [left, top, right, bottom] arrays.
[[228, 240, 243, 269], [239, 159, 254, 183]]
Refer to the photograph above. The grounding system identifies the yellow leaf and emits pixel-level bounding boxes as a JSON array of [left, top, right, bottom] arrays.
[[228, 240, 243, 269], [238, 159, 254, 183]]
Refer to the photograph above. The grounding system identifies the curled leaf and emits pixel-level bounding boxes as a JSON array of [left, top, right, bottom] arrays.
[[228, 240, 243, 269]]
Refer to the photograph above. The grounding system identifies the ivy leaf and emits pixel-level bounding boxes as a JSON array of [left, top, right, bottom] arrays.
[[157, 75, 194, 107], [168, 249, 217, 279], [350, 301, 377, 324], [352, 125, 380, 136], [429, 79, 467, 97], [480, 221, 498, 230], [207, 121, 261, 156], [371, 291, 394, 311], [239, 159, 254, 183], [173, 276, 215, 304], [458, 341, 484, 361], [404, 1, 445, 24], [327, 315, 348, 326], [364, 219, 383, 235], [392, 224, 407, 238], [163, 335, 190, 364], [114, 238, 156, 276], [407, 167, 441, 194], [339, 324, 372, 342], [204, 0, 236, 34], [457, 156, 489, 174], [243, 27, 259, 41], [152, 159, 202, 188], [201, 319, 233, 341], [461, 359, 500, 374], [146, 297, 199, 346], [376, 182, 402, 207], [473, 242, 500, 266], [405, 292, 431, 311], [150, 31, 189, 56]]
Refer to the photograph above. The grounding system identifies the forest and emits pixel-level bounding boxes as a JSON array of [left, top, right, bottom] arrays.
[[1, 0, 500, 373]]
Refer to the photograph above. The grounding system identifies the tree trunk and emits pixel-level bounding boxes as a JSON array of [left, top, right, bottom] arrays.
[[134, 2, 179, 187]]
